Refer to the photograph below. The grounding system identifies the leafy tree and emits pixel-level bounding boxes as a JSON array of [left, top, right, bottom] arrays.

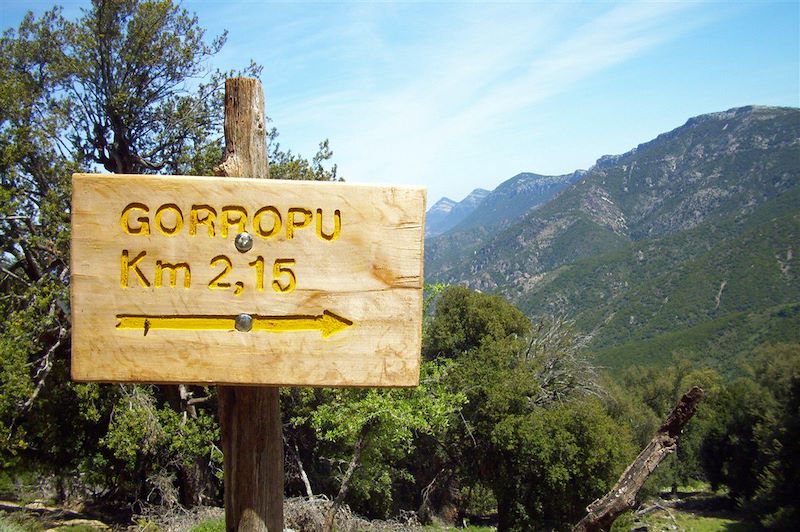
[[701, 378, 771, 499], [59, 0, 247, 175], [419, 286, 630, 530], [90, 385, 220, 505], [269, 131, 339, 182], [1, 7, 77, 476], [619, 356, 723, 496], [1, 0, 339, 506], [749, 343, 800, 527], [424, 285, 530, 360], [298, 361, 464, 529], [491, 399, 635, 531], [700, 343, 800, 527]]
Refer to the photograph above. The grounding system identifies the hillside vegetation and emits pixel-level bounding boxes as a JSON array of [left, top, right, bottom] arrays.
[[426, 106, 800, 373], [2, 2, 798, 529]]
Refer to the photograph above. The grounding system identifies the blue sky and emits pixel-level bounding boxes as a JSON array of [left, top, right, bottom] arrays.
[[2, 1, 798, 204]]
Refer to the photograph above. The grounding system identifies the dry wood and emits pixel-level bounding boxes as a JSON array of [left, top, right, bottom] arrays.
[[572, 386, 705, 532], [70, 174, 425, 387], [219, 385, 283, 532], [216, 78, 281, 532], [215, 77, 269, 179], [323, 422, 371, 532]]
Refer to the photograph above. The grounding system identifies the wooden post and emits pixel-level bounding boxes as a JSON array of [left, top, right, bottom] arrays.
[[215, 78, 284, 532]]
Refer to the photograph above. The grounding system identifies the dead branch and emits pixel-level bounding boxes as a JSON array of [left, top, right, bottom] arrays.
[[18, 324, 67, 415], [323, 422, 372, 532], [293, 442, 314, 497], [572, 386, 705, 532]]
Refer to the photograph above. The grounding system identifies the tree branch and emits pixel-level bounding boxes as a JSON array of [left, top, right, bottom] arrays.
[[16, 324, 67, 419], [322, 422, 372, 532], [572, 386, 705, 532]]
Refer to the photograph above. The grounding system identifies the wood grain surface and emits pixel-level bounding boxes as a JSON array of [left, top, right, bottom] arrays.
[[71, 172, 425, 386]]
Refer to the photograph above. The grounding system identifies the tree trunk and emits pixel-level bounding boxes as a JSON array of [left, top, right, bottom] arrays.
[[572, 386, 705, 532], [162, 384, 207, 506], [215, 77, 283, 532], [323, 424, 371, 532], [291, 441, 314, 497]]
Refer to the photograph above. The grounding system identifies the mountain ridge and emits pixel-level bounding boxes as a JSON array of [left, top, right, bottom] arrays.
[[426, 189, 489, 236], [425, 105, 800, 373]]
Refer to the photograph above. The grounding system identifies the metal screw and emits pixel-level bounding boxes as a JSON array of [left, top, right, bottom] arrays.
[[234, 313, 253, 332], [235, 232, 253, 253]]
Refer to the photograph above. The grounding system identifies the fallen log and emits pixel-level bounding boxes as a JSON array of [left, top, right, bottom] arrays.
[[572, 386, 705, 532]]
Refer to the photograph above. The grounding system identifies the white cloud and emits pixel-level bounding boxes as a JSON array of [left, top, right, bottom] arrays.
[[196, 1, 728, 201], [266, 2, 704, 200]]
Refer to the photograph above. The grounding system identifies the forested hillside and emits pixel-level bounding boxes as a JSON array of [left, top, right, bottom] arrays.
[[2, 2, 798, 531], [427, 105, 800, 373]]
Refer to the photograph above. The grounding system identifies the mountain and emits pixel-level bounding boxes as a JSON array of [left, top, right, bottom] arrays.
[[426, 188, 489, 236], [426, 197, 457, 236], [426, 172, 581, 274], [425, 105, 800, 373], [450, 172, 584, 233]]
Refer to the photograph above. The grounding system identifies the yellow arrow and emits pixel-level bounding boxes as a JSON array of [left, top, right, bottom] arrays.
[[116, 310, 353, 338]]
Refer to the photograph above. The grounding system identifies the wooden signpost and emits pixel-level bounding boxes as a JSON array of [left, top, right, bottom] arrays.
[[71, 78, 426, 530], [71, 172, 425, 386]]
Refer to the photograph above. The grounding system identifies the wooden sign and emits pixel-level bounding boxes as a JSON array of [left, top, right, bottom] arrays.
[[70, 173, 425, 386]]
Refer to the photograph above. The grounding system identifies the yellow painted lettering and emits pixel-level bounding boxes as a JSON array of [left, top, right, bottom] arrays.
[[254, 206, 281, 239], [155, 204, 184, 235], [287, 207, 312, 239], [208, 255, 232, 289], [120, 250, 150, 288], [189, 205, 216, 237], [120, 203, 150, 235], [248, 256, 265, 291], [316, 208, 341, 241], [272, 258, 297, 293], [221, 206, 247, 238], [155, 260, 191, 288]]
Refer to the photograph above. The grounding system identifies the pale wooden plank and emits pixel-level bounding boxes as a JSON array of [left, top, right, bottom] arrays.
[[70, 172, 425, 386]]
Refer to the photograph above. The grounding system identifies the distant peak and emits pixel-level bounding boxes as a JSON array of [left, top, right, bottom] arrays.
[[432, 196, 456, 206], [461, 188, 490, 202], [428, 197, 456, 214], [591, 105, 798, 171], [495, 171, 583, 193]]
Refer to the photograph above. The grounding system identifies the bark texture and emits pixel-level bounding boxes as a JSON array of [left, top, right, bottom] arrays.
[[216, 77, 282, 532], [215, 77, 269, 179], [572, 386, 705, 532]]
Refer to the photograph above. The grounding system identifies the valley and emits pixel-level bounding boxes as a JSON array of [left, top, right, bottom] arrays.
[[425, 105, 800, 374]]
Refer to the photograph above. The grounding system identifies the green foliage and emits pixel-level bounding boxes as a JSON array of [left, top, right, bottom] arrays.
[[609, 344, 799, 528], [0, 511, 43, 532], [81, 385, 220, 503], [0, 0, 269, 505], [700, 343, 800, 527], [615, 357, 724, 498], [60, 0, 254, 174], [615, 503, 755, 532], [269, 133, 340, 182], [189, 516, 225, 532], [1, 6, 75, 470], [302, 360, 465, 517], [1, 0, 343, 507], [102, 387, 217, 469], [491, 399, 635, 530], [8, 5, 795, 529], [526, 188, 800, 376], [419, 286, 632, 530], [424, 285, 530, 359]]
